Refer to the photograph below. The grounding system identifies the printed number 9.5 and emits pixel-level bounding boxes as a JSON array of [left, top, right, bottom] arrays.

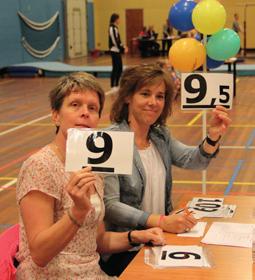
[[184, 74, 230, 105]]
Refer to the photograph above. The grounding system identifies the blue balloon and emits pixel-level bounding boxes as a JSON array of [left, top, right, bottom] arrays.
[[169, 0, 197, 32], [195, 32, 202, 41], [207, 56, 224, 69], [195, 34, 213, 43]]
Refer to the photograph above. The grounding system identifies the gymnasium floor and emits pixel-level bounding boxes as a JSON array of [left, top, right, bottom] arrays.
[[1, 54, 255, 232]]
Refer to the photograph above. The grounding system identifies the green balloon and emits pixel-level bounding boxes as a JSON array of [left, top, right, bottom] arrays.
[[206, 28, 240, 61]]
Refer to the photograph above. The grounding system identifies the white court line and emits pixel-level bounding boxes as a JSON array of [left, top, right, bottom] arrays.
[[0, 114, 51, 137], [0, 145, 254, 193], [105, 88, 118, 96], [221, 146, 255, 149], [0, 179, 17, 193], [0, 88, 114, 137], [173, 145, 255, 149]]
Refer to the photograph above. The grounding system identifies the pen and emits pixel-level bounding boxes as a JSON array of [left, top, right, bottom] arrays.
[[175, 208, 185, 214], [175, 207, 193, 215]]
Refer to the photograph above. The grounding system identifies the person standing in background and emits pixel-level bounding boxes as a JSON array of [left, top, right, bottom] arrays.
[[108, 13, 127, 90], [162, 20, 173, 56], [232, 13, 242, 55], [232, 13, 242, 34], [155, 60, 181, 99], [138, 26, 148, 39]]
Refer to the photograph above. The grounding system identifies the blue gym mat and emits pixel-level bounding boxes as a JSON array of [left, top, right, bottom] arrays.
[[2, 62, 113, 77], [212, 63, 255, 76], [2, 61, 255, 77]]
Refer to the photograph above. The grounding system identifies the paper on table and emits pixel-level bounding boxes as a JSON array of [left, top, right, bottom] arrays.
[[157, 245, 209, 267], [145, 245, 212, 268], [186, 197, 224, 218], [186, 197, 236, 218], [177, 222, 207, 237], [201, 222, 255, 248]]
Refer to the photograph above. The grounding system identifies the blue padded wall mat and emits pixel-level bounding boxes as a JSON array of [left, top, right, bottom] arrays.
[[3, 61, 255, 77], [5, 62, 112, 77]]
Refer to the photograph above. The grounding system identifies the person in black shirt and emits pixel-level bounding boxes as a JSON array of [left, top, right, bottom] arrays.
[[108, 13, 127, 89], [162, 20, 173, 56]]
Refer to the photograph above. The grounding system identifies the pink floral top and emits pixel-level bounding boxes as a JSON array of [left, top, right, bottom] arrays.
[[16, 145, 116, 280]]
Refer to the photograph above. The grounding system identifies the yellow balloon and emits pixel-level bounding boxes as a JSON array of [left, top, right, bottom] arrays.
[[192, 0, 226, 35], [168, 38, 206, 72]]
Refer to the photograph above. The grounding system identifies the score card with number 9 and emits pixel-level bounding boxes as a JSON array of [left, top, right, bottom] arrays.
[[181, 73, 233, 110], [65, 128, 134, 175]]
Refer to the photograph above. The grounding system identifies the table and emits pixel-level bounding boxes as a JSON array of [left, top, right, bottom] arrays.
[[130, 37, 139, 55], [120, 195, 254, 280], [160, 36, 180, 56], [135, 36, 181, 57], [224, 57, 237, 97]]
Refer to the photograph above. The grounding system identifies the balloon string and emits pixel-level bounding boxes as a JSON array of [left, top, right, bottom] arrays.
[[192, 60, 197, 72], [203, 34, 207, 72]]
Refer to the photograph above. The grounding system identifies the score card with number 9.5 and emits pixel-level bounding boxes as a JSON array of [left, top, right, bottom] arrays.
[[181, 73, 233, 110]]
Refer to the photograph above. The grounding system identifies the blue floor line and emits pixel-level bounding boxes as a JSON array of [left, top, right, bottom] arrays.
[[224, 128, 255, 195], [224, 160, 244, 195], [0, 224, 13, 229], [245, 129, 255, 148]]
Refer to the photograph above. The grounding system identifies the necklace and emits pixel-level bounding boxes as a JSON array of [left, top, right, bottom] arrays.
[[136, 139, 151, 150], [51, 141, 65, 163]]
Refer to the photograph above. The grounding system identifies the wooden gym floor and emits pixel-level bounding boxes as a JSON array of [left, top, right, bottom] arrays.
[[1, 54, 255, 232]]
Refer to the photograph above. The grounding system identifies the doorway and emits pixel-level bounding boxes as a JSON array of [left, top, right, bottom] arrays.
[[87, 0, 95, 52], [65, 0, 87, 58], [125, 9, 143, 55]]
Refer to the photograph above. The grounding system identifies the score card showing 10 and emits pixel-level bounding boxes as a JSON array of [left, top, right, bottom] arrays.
[[181, 73, 233, 110]]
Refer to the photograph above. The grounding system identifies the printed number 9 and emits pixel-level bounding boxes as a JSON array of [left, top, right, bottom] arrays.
[[184, 74, 207, 104], [161, 251, 201, 260], [86, 132, 112, 164]]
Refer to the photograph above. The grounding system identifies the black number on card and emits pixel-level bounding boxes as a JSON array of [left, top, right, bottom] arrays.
[[191, 199, 223, 212], [194, 201, 221, 212], [193, 207, 218, 212], [161, 251, 201, 260], [195, 203, 221, 209], [197, 198, 222, 203], [86, 132, 112, 164], [184, 74, 207, 104], [219, 85, 230, 103]]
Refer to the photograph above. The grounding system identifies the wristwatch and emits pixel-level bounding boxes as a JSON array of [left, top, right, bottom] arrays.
[[128, 230, 141, 247], [206, 135, 221, 146]]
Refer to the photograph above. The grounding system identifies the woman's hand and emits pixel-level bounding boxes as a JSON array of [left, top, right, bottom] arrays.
[[208, 105, 232, 140], [160, 212, 197, 234], [131, 227, 165, 246], [66, 166, 96, 221]]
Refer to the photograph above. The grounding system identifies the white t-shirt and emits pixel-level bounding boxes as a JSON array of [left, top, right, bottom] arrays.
[[138, 142, 166, 214]]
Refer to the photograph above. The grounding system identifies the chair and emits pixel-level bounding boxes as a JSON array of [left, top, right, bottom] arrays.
[[138, 38, 160, 57], [0, 224, 19, 280]]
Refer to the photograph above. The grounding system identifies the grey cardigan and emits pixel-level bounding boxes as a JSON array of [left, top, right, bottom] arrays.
[[103, 121, 214, 232]]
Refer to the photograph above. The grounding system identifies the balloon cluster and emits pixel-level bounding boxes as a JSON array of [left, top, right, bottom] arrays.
[[168, 0, 240, 72]]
